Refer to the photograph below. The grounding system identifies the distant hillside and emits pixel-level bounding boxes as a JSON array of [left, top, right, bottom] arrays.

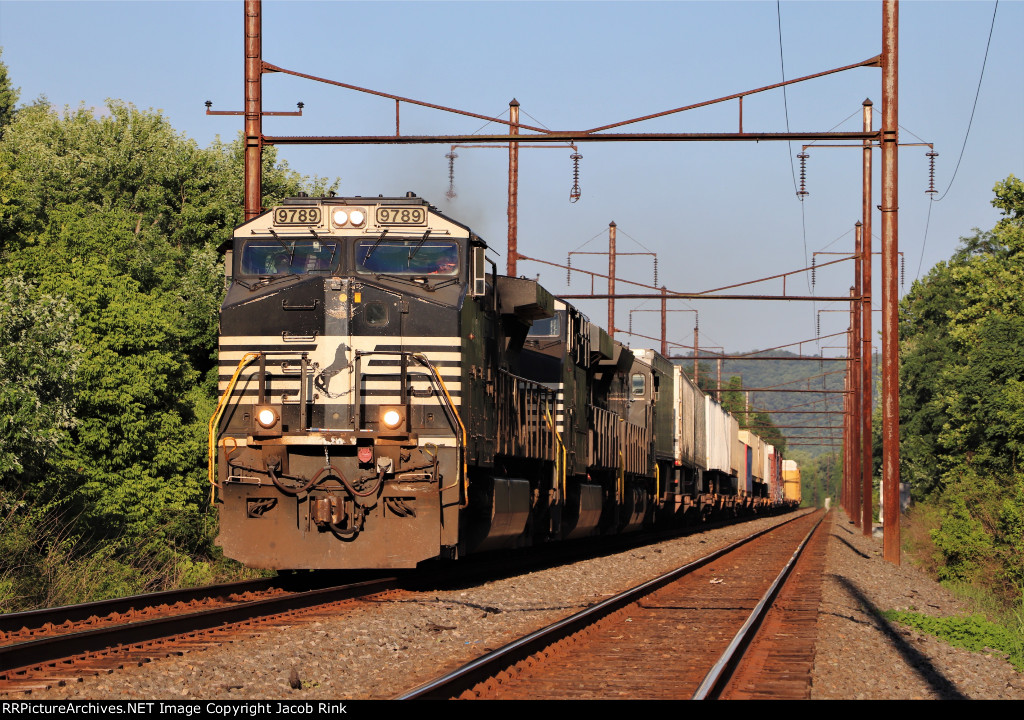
[[679, 350, 881, 458]]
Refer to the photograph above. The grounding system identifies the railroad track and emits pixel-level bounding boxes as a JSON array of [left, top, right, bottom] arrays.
[[0, 509, 808, 697], [397, 509, 829, 700], [0, 576, 399, 695]]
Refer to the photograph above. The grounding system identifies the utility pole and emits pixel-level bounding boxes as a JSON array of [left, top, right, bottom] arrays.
[[507, 99, 520, 277], [881, 0, 901, 564], [852, 229, 863, 529], [608, 222, 617, 339], [862, 99, 875, 536], [244, 0, 262, 221]]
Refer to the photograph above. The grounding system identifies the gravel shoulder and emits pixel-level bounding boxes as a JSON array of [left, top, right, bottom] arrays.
[[811, 508, 1024, 700]]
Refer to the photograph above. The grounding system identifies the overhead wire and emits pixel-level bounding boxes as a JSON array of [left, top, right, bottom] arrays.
[[916, 1, 999, 280], [776, 1, 821, 381], [934, 1, 999, 204]]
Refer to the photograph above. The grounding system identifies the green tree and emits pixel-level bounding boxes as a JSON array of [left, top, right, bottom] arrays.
[[0, 95, 336, 590], [899, 175, 1024, 604], [0, 276, 79, 489], [718, 375, 787, 453], [0, 48, 18, 137]]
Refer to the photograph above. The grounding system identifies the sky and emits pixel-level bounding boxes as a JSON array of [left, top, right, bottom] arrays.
[[0, 0, 1021, 360]]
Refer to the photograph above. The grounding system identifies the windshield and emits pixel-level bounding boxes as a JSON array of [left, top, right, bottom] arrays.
[[528, 314, 561, 338], [356, 239, 459, 276], [240, 239, 340, 276]]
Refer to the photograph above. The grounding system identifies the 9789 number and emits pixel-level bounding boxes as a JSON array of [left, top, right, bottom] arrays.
[[376, 207, 426, 225], [274, 207, 322, 225]]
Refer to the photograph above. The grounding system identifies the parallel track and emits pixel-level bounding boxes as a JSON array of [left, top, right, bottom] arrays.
[[0, 578, 287, 644], [0, 577, 398, 695]]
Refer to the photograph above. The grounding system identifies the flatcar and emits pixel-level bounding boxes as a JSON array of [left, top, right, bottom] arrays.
[[209, 194, 796, 569]]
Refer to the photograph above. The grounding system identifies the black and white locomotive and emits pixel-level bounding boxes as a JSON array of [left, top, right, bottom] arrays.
[[212, 194, 793, 570]]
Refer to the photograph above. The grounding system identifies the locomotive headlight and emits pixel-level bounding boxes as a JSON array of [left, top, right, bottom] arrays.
[[256, 407, 278, 429], [379, 406, 406, 431], [331, 208, 366, 228]]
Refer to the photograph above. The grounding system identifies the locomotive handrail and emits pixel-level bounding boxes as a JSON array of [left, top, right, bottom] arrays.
[[208, 351, 262, 502], [411, 352, 469, 509], [655, 463, 660, 506], [542, 399, 567, 503], [494, 370, 557, 461]]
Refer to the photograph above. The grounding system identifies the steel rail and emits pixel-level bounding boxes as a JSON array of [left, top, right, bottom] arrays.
[[0, 577, 287, 635], [692, 510, 828, 699], [0, 578, 397, 674], [394, 511, 814, 700]]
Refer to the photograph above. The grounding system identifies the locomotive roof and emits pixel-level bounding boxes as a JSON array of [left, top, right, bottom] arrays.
[[231, 192, 483, 246]]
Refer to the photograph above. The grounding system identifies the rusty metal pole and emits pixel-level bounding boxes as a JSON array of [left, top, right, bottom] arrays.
[[661, 286, 668, 357], [507, 99, 520, 277], [608, 221, 617, 339], [717, 358, 722, 401], [862, 98, 875, 536], [881, 0, 901, 564], [243, 0, 263, 221], [845, 305, 853, 515], [852, 230, 863, 528], [693, 323, 699, 386]]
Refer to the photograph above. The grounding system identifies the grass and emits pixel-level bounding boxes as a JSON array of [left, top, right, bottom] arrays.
[[0, 504, 266, 613], [881, 609, 1024, 671], [896, 502, 1024, 672]]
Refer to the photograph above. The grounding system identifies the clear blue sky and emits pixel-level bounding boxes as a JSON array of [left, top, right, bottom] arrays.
[[1, 0, 1020, 358]]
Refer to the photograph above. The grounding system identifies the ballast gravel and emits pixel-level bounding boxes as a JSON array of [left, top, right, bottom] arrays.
[[812, 509, 1024, 700], [25, 509, 1024, 700]]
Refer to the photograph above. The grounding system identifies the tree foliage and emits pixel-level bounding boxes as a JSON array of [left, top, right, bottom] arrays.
[[0, 48, 17, 137], [0, 276, 79, 487], [900, 175, 1024, 605], [0, 82, 334, 607], [719, 375, 787, 454]]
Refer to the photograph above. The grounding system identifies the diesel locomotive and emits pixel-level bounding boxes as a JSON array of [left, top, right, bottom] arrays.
[[210, 193, 795, 570]]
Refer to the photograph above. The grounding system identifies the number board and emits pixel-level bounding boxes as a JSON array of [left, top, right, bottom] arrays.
[[375, 206, 427, 226], [274, 207, 322, 226]]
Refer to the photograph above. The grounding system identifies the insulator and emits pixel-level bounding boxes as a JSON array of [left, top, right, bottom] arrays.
[[811, 256, 816, 288], [566, 255, 572, 286], [817, 314, 821, 337], [445, 150, 458, 200], [652, 257, 658, 287], [797, 153, 810, 200], [901, 254, 905, 288], [629, 314, 633, 335], [925, 150, 939, 195], [569, 151, 582, 203]]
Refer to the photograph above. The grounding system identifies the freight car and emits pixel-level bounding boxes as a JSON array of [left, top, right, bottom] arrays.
[[209, 194, 797, 569]]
